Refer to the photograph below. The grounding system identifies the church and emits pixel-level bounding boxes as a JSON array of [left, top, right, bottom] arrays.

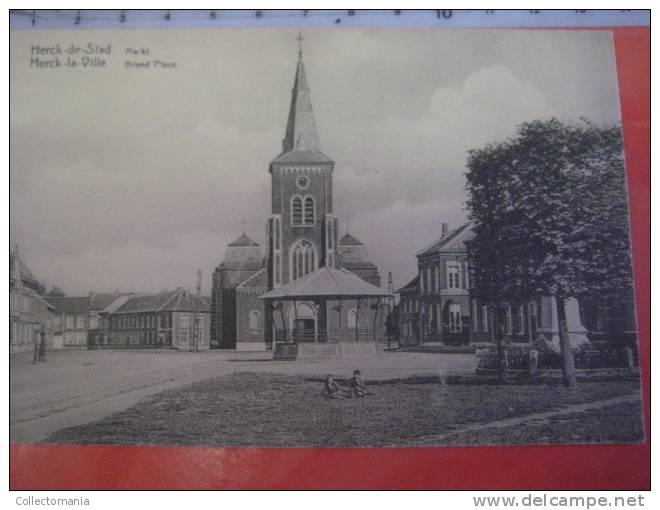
[[210, 41, 385, 352]]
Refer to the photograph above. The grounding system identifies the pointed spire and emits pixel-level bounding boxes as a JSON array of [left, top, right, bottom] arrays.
[[281, 34, 320, 153]]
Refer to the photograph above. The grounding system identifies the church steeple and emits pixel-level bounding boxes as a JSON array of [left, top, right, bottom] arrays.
[[281, 34, 320, 154]]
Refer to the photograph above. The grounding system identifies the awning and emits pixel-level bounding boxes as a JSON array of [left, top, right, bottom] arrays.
[[259, 266, 391, 301]]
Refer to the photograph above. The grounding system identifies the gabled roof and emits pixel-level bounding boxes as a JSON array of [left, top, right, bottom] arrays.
[[47, 297, 91, 314], [48, 293, 133, 314], [259, 266, 390, 301], [116, 289, 210, 314], [416, 222, 473, 257], [272, 149, 333, 165], [10, 251, 43, 293], [396, 276, 419, 294]]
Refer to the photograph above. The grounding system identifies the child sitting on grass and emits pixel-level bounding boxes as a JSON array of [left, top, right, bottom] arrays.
[[323, 374, 346, 399], [350, 369, 371, 398]]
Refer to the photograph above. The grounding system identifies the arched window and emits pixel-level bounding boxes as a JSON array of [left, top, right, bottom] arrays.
[[291, 196, 303, 226], [291, 240, 316, 280], [304, 196, 315, 225], [249, 310, 260, 331]]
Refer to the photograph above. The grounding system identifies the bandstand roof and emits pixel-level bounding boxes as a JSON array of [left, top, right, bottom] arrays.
[[259, 266, 391, 301]]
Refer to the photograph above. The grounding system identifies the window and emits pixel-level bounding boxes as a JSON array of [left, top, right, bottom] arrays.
[[274, 255, 281, 284], [66, 315, 75, 329], [505, 306, 513, 335], [447, 262, 460, 289], [291, 240, 316, 280], [437, 303, 442, 332], [517, 306, 525, 335], [419, 271, 425, 294], [291, 196, 303, 226], [482, 305, 489, 332], [249, 310, 261, 331], [180, 331, 187, 345], [449, 304, 462, 333], [434, 266, 439, 293], [471, 300, 478, 332], [304, 196, 315, 225], [463, 262, 470, 289]]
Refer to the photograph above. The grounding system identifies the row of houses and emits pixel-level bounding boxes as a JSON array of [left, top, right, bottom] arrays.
[[9, 248, 211, 353], [396, 222, 638, 351]]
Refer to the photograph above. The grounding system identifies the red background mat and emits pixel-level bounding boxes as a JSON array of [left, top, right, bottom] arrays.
[[9, 26, 650, 491]]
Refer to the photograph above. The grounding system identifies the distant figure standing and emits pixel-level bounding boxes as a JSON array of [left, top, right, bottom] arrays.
[[37, 327, 47, 362], [350, 369, 370, 397]]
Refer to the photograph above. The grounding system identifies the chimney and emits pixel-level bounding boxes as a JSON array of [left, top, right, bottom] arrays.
[[441, 223, 449, 239]]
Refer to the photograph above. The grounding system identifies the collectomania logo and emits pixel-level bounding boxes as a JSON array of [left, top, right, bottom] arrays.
[[16, 496, 90, 506]]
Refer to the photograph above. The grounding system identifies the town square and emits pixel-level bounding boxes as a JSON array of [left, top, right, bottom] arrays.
[[10, 27, 643, 449]]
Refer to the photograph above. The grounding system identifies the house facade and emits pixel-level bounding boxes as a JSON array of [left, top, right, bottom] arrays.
[[397, 276, 419, 346], [48, 293, 132, 349], [398, 222, 613, 351], [95, 288, 211, 350], [401, 223, 473, 345], [9, 249, 55, 353]]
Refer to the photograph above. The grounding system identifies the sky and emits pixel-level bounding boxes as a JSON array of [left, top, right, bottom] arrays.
[[9, 28, 623, 295]]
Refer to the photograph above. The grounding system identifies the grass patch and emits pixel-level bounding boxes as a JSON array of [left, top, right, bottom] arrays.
[[442, 401, 645, 446], [46, 372, 642, 447]]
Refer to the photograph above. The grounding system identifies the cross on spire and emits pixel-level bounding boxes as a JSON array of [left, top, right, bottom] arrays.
[[296, 33, 304, 58]]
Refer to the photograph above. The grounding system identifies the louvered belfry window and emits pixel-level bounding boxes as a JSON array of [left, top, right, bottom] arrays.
[[304, 196, 315, 225], [291, 196, 303, 226]]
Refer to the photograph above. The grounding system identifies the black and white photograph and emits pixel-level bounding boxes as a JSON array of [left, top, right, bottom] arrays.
[[10, 26, 643, 450]]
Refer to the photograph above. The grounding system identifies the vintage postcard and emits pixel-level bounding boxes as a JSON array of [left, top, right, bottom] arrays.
[[10, 27, 643, 455]]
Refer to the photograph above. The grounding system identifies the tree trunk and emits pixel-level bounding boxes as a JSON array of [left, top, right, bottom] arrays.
[[493, 305, 507, 382], [556, 296, 577, 387]]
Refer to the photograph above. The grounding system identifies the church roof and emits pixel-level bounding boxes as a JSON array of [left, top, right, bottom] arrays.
[[237, 268, 268, 291], [272, 44, 333, 166], [339, 233, 363, 246], [416, 222, 473, 257], [259, 266, 390, 301], [220, 233, 263, 269], [396, 276, 419, 294], [272, 149, 332, 164], [337, 232, 378, 270], [228, 232, 259, 247]]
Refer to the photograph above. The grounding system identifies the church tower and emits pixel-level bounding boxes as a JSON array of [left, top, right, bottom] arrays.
[[267, 38, 338, 290]]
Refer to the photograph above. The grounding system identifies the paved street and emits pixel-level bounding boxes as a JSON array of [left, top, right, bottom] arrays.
[[10, 348, 475, 443]]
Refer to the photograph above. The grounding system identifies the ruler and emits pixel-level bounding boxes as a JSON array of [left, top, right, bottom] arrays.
[[10, 9, 650, 30]]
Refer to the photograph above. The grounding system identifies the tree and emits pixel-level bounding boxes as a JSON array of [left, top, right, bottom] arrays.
[[466, 119, 633, 387]]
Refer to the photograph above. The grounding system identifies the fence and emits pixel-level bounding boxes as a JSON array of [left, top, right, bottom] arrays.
[[275, 328, 375, 344], [476, 346, 639, 374]]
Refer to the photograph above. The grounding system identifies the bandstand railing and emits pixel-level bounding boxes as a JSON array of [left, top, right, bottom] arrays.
[[275, 328, 374, 343]]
